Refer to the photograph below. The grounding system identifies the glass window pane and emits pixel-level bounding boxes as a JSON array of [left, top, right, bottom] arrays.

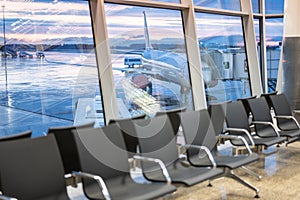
[[193, 0, 241, 11], [147, 0, 180, 3], [0, 0, 102, 137], [254, 18, 261, 45], [105, 4, 193, 117], [265, 0, 284, 14], [196, 13, 251, 104], [252, 0, 260, 13], [253, 18, 263, 87], [266, 18, 283, 92]]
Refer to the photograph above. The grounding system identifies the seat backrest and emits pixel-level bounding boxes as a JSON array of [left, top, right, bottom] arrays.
[[0, 130, 32, 193], [108, 114, 146, 158], [237, 96, 257, 117], [247, 96, 279, 137], [270, 93, 293, 116], [0, 135, 68, 200], [0, 130, 31, 141], [108, 113, 146, 124], [270, 93, 299, 130], [74, 125, 130, 176], [47, 122, 95, 174], [261, 91, 278, 109], [225, 101, 251, 131], [134, 115, 179, 168], [73, 124, 130, 198], [180, 110, 218, 161], [155, 107, 186, 135], [208, 102, 229, 135], [247, 96, 273, 123], [225, 101, 253, 145]]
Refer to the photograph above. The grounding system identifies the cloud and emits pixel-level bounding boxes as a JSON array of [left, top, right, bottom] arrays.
[[1, 0, 93, 43]]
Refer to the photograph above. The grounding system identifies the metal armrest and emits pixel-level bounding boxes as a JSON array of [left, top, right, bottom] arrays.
[[224, 127, 255, 146], [292, 110, 300, 114], [274, 115, 300, 128], [72, 171, 111, 200], [252, 121, 281, 137], [180, 144, 217, 168], [274, 115, 293, 119], [218, 134, 253, 154], [133, 155, 171, 184]]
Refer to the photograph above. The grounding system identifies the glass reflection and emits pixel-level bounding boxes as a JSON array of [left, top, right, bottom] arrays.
[[195, 13, 251, 104], [253, 18, 263, 88], [193, 0, 241, 11], [265, 0, 284, 14], [105, 4, 193, 117], [0, 0, 102, 137], [252, 0, 260, 13], [265, 18, 283, 92], [148, 0, 180, 3]]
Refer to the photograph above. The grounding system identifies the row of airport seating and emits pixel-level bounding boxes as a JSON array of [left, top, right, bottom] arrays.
[[0, 92, 299, 199], [235, 92, 300, 148]]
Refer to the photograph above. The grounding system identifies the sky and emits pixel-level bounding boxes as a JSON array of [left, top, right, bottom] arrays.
[[0, 0, 285, 46], [1, 0, 92, 44]]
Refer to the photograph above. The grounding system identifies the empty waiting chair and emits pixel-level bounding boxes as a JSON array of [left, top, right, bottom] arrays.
[[260, 91, 278, 109], [0, 135, 70, 200], [155, 107, 186, 135], [237, 96, 257, 118], [237, 96, 257, 127], [132, 115, 223, 186], [47, 122, 95, 175], [208, 102, 262, 180], [247, 96, 300, 144], [269, 93, 300, 131], [108, 113, 146, 158], [225, 101, 286, 150], [208, 101, 231, 135], [0, 130, 32, 193], [180, 109, 260, 198], [73, 124, 177, 200]]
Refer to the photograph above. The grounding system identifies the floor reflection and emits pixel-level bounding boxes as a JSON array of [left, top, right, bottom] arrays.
[[156, 142, 300, 200]]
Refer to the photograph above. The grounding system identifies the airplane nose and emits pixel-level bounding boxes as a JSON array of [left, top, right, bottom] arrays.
[[132, 74, 149, 89]]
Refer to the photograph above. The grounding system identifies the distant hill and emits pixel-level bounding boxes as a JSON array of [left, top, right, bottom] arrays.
[[0, 34, 282, 53]]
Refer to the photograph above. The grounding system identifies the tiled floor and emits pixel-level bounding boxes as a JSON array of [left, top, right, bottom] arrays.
[[68, 141, 300, 200]]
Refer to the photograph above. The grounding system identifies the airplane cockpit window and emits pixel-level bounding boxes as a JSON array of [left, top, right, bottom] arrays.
[[105, 4, 193, 118]]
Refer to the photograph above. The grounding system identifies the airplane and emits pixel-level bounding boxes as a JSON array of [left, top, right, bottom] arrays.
[[112, 11, 227, 94], [112, 11, 192, 95], [110, 10, 232, 112]]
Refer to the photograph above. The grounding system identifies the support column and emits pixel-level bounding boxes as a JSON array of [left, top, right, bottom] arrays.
[[181, 0, 207, 110], [281, 0, 300, 109], [89, 0, 119, 124]]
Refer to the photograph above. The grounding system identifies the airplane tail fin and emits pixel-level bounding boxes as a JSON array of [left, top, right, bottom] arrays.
[[143, 11, 152, 50]]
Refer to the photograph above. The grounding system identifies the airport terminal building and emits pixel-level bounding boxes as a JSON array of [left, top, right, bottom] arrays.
[[1, 0, 300, 199]]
